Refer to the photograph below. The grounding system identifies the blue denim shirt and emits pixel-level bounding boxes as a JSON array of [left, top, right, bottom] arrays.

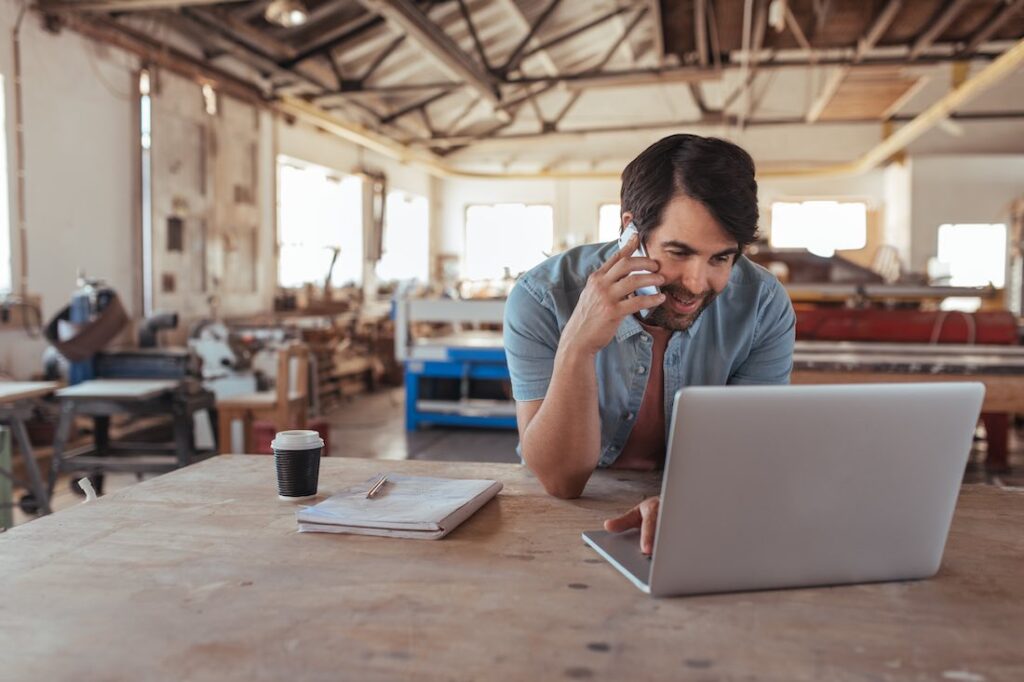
[[503, 241, 796, 468]]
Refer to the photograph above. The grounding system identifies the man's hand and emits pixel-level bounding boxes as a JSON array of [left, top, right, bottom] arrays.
[[559, 233, 665, 357], [604, 496, 660, 555]]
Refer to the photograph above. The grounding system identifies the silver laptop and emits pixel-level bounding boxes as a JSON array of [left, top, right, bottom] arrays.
[[583, 382, 985, 597]]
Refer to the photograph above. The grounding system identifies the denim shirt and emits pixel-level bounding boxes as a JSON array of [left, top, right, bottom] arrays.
[[503, 241, 796, 468]]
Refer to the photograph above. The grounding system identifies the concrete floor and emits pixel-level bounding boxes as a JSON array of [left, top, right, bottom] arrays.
[[7, 386, 1023, 527]]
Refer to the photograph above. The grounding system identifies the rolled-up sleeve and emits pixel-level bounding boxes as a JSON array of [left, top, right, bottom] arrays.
[[729, 280, 796, 385], [503, 279, 561, 401]]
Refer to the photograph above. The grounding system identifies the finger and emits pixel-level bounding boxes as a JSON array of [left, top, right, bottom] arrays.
[[608, 273, 665, 301], [606, 255, 661, 282], [597, 233, 638, 275], [639, 504, 657, 555], [603, 505, 642, 533], [616, 292, 666, 316]]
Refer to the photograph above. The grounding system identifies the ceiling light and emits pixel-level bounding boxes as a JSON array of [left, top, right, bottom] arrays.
[[265, 0, 309, 28]]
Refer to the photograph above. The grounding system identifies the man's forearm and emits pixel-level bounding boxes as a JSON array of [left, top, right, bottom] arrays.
[[521, 341, 602, 498]]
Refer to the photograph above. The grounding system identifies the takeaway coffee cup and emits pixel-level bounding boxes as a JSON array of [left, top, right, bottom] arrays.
[[272, 430, 324, 501]]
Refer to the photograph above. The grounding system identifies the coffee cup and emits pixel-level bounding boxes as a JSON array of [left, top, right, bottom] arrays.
[[272, 430, 324, 501]]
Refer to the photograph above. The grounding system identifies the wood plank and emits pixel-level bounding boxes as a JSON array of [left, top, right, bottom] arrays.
[[0, 381, 59, 403], [792, 370, 1024, 413], [1, 455, 1022, 680], [54, 379, 179, 400]]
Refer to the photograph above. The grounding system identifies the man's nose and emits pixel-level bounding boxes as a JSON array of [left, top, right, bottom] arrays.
[[680, 260, 709, 293]]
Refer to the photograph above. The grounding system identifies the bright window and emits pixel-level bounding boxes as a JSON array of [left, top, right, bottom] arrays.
[[936, 223, 1006, 288], [377, 191, 429, 283], [770, 200, 867, 258], [0, 74, 11, 295], [277, 157, 363, 288], [598, 203, 621, 243], [464, 204, 553, 280]]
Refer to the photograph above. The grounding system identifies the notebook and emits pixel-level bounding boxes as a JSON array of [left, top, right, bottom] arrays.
[[296, 474, 503, 539]]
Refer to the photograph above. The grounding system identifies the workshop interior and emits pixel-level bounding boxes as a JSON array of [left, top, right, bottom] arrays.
[[0, 0, 1022, 674]]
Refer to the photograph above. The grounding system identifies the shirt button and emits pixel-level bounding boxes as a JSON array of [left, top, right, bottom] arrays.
[[641, 334, 650, 343], [625, 412, 634, 420], [637, 365, 647, 374]]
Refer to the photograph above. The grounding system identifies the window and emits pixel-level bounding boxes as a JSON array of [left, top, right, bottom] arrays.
[[935, 223, 1007, 288], [0, 74, 11, 295], [464, 204, 553, 280], [770, 200, 867, 258], [277, 157, 363, 288], [598, 203, 621, 243], [377, 191, 429, 283]]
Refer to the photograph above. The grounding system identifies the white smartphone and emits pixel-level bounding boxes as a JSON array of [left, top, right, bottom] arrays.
[[617, 222, 659, 318]]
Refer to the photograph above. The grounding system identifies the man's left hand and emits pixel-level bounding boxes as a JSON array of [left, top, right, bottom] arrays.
[[603, 496, 660, 555]]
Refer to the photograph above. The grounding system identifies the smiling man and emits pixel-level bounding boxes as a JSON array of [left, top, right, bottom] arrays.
[[503, 134, 796, 554]]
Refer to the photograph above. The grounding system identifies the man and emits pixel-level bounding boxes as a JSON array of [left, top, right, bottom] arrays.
[[503, 134, 796, 554]]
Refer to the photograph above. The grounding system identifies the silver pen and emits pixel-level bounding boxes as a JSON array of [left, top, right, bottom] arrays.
[[366, 473, 388, 499]]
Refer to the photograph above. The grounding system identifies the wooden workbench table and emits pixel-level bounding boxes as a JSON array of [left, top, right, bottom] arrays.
[[1, 456, 1021, 681]]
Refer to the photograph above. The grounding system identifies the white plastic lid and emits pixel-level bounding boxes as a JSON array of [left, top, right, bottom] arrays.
[[270, 430, 324, 451]]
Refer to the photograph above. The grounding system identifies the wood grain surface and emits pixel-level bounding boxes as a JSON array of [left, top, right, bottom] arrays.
[[1, 455, 1021, 682], [0, 381, 58, 403], [54, 379, 179, 400]]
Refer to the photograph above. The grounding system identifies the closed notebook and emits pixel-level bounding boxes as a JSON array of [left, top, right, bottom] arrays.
[[297, 474, 502, 539]]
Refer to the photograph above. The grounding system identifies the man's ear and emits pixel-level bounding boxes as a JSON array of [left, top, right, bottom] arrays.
[[620, 211, 634, 233]]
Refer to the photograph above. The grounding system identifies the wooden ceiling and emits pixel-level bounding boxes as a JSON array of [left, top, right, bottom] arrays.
[[38, 0, 1024, 155]]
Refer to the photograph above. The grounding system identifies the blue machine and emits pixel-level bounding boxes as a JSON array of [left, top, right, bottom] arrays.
[[67, 278, 107, 385], [404, 344, 516, 431]]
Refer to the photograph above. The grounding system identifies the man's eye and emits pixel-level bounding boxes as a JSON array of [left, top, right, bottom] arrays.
[[712, 255, 732, 264]]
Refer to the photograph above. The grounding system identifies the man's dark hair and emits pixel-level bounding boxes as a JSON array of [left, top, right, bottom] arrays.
[[620, 134, 759, 251]]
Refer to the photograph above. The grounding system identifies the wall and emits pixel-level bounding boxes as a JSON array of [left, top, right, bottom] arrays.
[[438, 171, 889, 277], [0, 7, 139, 379], [909, 155, 1024, 273], [276, 118, 437, 296], [439, 177, 620, 274]]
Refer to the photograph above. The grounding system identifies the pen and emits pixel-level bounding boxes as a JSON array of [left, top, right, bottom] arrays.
[[366, 473, 388, 498]]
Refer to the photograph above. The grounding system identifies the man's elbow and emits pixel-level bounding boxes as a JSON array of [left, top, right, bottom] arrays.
[[530, 466, 590, 499], [541, 478, 586, 499]]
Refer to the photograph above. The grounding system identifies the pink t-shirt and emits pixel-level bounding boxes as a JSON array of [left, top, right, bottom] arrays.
[[611, 322, 672, 471]]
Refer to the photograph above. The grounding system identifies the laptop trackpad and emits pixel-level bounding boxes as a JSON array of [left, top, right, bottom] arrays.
[[582, 529, 652, 590]]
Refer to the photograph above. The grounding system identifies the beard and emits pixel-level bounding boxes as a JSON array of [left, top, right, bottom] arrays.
[[642, 283, 717, 331]]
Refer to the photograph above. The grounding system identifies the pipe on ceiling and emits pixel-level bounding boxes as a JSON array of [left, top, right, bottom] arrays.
[[278, 37, 1024, 181]]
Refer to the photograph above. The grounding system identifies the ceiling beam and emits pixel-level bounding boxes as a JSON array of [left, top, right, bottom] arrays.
[[960, 0, 1024, 56], [648, 0, 665, 66], [413, 109, 1024, 149], [180, 7, 338, 90], [550, 7, 648, 126], [491, 0, 558, 78], [501, 0, 563, 76], [284, 14, 385, 67], [909, 0, 972, 60], [456, 0, 491, 71], [39, 0, 247, 11], [355, 0, 501, 106], [806, 0, 902, 123], [517, 5, 633, 66], [694, 0, 708, 67]]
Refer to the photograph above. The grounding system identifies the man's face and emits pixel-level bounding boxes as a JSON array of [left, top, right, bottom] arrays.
[[625, 195, 738, 332]]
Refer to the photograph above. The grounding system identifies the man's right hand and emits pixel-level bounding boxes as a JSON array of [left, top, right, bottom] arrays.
[[559, 233, 665, 357]]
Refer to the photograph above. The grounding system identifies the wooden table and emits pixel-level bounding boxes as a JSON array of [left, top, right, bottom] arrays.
[[48, 379, 216, 497], [1, 456, 1021, 681], [0, 381, 58, 516]]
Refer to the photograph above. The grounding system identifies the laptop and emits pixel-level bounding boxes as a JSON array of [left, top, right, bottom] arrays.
[[583, 382, 985, 597]]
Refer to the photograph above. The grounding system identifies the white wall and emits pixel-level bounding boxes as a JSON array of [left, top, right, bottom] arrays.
[[438, 171, 889, 275], [276, 118, 436, 295], [0, 7, 139, 378], [909, 155, 1024, 273], [439, 177, 620, 273]]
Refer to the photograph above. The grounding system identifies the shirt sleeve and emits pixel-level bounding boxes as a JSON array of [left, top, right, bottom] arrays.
[[503, 279, 561, 401], [729, 280, 796, 385]]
